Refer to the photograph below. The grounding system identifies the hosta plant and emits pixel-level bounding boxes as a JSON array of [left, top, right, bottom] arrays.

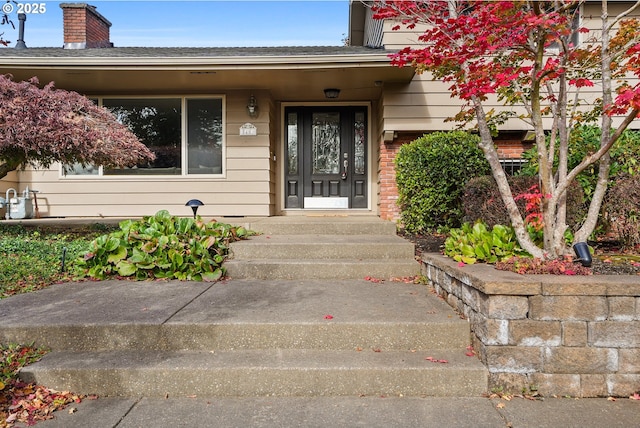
[[444, 222, 529, 264], [73, 210, 249, 281]]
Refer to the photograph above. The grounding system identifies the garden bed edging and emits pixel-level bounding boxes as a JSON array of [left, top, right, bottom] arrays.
[[421, 254, 640, 397]]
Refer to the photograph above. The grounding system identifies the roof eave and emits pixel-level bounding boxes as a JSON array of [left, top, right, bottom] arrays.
[[0, 53, 398, 68]]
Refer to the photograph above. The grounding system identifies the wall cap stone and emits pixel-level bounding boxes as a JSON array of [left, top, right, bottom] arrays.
[[422, 254, 640, 297]]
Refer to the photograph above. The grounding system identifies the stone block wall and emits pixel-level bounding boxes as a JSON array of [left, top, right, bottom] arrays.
[[421, 254, 640, 397]]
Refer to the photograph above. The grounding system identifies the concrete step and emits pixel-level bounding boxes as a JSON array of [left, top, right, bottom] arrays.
[[229, 235, 416, 260], [2, 280, 468, 352], [224, 259, 421, 280], [230, 216, 398, 236], [2, 320, 469, 353], [20, 349, 488, 398], [4, 276, 487, 399]]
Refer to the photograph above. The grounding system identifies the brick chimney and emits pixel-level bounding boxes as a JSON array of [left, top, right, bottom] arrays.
[[60, 3, 112, 49]]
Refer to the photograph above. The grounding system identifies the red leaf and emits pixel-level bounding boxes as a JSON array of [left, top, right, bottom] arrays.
[[323, 314, 333, 320]]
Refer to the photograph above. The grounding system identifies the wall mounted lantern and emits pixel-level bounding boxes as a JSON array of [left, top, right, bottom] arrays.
[[185, 199, 204, 219], [247, 94, 259, 118], [324, 88, 340, 99]]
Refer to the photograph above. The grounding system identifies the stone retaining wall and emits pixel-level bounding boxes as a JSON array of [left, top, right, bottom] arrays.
[[421, 254, 640, 397]]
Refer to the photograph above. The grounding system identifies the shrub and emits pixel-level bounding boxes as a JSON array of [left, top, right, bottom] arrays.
[[602, 174, 640, 249], [395, 131, 490, 233], [519, 125, 640, 202], [444, 221, 529, 264], [463, 175, 585, 231], [73, 210, 248, 281]]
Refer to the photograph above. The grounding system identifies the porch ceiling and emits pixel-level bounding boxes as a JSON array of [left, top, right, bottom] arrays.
[[2, 66, 412, 101], [0, 47, 415, 101]]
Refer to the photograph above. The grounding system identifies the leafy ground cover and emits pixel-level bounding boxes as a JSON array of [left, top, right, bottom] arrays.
[[73, 210, 248, 282], [401, 230, 640, 275], [0, 224, 113, 298]]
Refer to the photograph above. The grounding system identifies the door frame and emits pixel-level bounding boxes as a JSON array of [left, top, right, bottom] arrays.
[[279, 102, 373, 213]]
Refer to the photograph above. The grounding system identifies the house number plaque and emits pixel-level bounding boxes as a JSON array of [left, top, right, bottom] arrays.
[[240, 123, 257, 136]]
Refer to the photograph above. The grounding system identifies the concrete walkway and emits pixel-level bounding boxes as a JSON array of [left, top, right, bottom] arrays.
[[1, 279, 637, 427], [17, 395, 640, 428]]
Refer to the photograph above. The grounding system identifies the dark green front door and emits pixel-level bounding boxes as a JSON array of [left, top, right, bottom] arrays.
[[285, 106, 367, 209]]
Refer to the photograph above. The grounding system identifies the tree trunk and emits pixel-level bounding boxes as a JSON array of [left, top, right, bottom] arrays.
[[0, 162, 18, 181], [472, 99, 545, 259]]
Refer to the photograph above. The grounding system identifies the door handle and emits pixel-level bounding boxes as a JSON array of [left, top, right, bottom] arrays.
[[341, 154, 348, 180]]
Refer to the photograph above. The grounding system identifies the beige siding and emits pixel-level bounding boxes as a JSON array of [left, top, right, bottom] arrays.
[[379, 5, 640, 134], [13, 90, 275, 218]]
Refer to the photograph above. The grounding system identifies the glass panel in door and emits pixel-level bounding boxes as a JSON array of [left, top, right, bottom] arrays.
[[312, 112, 340, 174]]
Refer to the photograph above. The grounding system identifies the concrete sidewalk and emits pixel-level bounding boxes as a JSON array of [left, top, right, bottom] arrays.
[[18, 395, 640, 428]]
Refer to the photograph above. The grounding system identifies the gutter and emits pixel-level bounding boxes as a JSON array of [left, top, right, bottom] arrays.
[[0, 53, 397, 68]]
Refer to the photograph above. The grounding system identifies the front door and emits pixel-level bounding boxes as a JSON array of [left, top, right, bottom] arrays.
[[285, 106, 367, 209]]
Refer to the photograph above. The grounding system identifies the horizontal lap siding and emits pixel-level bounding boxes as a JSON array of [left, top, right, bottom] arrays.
[[381, 10, 640, 133], [14, 91, 275, 218]]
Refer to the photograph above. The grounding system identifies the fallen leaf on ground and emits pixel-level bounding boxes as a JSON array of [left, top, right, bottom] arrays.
[[496, 402, 506, 409], [1, 381, 84, 427], [630, 393, 640, 400], [324, 314, 334, 320], [424, 356, 448, 363]]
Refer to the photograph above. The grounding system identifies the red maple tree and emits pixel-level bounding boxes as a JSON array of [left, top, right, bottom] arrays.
[[0, 74, 155, 180], [373, 0, 640, 259]]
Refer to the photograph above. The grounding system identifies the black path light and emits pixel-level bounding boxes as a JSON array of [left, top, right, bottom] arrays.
[[185, 199, 204, 219], [573, 242, 592, 267]]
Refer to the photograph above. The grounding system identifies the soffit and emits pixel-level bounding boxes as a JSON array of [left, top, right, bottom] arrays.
[[0, 47, 414, 100]]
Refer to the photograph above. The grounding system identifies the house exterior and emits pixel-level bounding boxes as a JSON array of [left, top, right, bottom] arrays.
[[0, 2, 638, 221]]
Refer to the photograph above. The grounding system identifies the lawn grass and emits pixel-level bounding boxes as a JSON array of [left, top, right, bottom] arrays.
[[0, 224, 115, 299]]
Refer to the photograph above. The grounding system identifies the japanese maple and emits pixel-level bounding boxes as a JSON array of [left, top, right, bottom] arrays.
[[0, 74, 155, 179], [373, 0, 640, 259]]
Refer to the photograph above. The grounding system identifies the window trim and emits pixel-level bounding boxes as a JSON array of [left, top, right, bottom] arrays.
[[60, 94, 226, 179]]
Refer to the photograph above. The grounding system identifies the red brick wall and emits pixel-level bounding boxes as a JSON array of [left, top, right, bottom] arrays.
[[378, 132, 423, 221], [85, 12, 111, 48], [496, 139, 533, 159]]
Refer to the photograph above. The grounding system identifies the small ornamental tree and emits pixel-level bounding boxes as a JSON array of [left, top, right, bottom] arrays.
[[0, 74, 155, 179], [372, 1, 640, 259]]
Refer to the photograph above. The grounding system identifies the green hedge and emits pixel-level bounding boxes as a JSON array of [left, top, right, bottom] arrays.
[[395, 131, 490, 233]]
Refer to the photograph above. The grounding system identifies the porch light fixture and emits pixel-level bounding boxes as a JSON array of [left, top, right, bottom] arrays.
[[324, 88, 340, 99], [185, 199, 204, 219], [247, 94, 259, 118]]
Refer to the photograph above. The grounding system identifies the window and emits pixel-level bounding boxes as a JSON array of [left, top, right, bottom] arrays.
[[63, 96, 224, 177], [186, 99, 223, 175], [500, 159, 528, 176]]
